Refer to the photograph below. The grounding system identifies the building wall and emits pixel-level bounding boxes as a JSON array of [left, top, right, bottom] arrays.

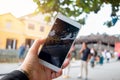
[[0, 13, 25, 49], [0, 13, 51, 49], [22, 18, 51, 48], [23, 19, 51, 39]]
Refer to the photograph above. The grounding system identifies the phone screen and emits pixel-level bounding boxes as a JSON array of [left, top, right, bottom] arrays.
[[38, 18, 79, 68]]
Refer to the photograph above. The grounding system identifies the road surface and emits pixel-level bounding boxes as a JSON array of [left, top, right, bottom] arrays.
[[0, 59, 120, 80]]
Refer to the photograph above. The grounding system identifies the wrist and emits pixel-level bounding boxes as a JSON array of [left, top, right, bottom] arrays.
[[18, 68, 29, 77], [18, 66, 33, 79]]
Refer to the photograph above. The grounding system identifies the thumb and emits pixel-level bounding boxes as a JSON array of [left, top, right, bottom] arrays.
[[29, 39, 45, 54]]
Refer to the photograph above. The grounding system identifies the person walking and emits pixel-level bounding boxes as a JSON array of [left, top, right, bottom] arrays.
[[18, 43, 26, 63], [90, 47, 97, 68], [106, 50, 111, 63], [99, 49, 105, 65], [78, 42, 91, 80], [62, 44, 75, 79], [71, 43, 77, 62]]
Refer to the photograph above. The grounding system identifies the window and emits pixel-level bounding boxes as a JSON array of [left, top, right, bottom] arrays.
[[28, 23, 35, 30], [6, 39, 17, 49], [40, 26, 44, 32]]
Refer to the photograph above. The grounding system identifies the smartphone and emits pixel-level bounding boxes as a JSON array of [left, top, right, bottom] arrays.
[[38, 13, 81, 72]]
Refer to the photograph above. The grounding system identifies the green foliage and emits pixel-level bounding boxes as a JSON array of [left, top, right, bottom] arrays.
[[44, 15, 51, 23], [33, 0, 120, 27], [104, 21, 113, 27]]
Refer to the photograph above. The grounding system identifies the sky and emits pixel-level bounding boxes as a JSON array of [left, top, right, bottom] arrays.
[[78, 4, 120, 36], [0, 0, 37, 17], [0, 0, 120, 36]]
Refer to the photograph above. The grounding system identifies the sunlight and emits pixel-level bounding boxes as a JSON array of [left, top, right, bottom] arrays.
[[0, 0, 37, 17]]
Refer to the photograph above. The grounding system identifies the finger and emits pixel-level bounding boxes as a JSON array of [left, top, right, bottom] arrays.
[[29, 39, 45, 54], [62, 58, 70, 69], [69, 45, 74, 53], [52, 69, 62, 79], [31, 39, 45, 50], [62, 53, 71, 69], [67, 53, 71, 59], [55, 69, 62, 78], [46, 68, 52, 80], [51, 72, 56, 79]]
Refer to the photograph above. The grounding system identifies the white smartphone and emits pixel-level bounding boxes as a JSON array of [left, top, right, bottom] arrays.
[[38, 13, 81, 72]]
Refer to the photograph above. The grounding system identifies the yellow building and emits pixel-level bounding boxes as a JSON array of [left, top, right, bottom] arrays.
[[0, 13, 51, 49]]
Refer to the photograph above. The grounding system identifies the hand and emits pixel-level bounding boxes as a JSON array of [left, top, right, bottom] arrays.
[[19, 39, 70, 80]]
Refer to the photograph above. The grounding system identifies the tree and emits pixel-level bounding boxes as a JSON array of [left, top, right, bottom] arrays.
[[33, 0, 120, 27]]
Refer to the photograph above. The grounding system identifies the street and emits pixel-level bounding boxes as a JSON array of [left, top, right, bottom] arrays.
[[0, 59, 120, 80], [54, 59, 120, 80]]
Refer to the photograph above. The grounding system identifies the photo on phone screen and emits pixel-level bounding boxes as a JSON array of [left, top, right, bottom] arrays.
[[38, 13, 80, 72]]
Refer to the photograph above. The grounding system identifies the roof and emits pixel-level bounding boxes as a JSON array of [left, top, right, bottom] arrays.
[[75, 34, 120, 46], [19, 12, 52, 25], [0, 12, 24, 25]]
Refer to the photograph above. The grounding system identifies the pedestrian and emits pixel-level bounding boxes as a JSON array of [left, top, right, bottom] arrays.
[[78, 42, 91, 80], [18, 43, 26, 63], [106, 50, 111, 63], [62, 63, 71, 78], [62, 44, 75, 79], [90, 47, 97, 68], [117, 52, 120, 60], [71, 43, 77, 62], [99, 49, 105, 65]]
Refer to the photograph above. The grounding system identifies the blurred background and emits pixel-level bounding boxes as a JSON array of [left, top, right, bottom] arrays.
[[0, 0, 120, 79], [0, 0, 120, 62]]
